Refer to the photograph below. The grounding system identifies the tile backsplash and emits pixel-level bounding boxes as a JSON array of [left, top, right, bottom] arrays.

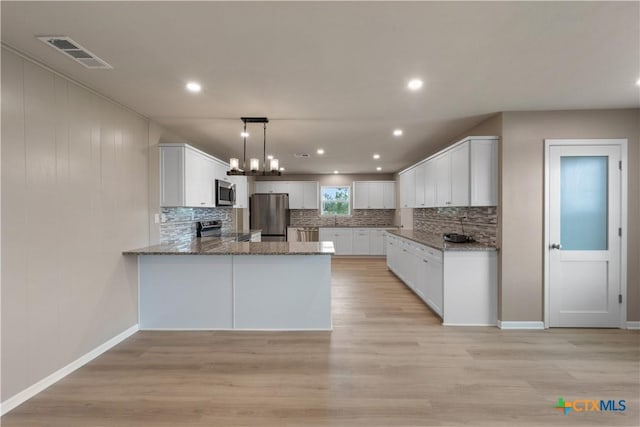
[[160, 207, 236, 243], [290, 209, 395, 227], [413, 207, 497, 246]]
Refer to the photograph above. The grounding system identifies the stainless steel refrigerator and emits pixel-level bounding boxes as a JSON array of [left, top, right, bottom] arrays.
[[250, 193, 290, 241]]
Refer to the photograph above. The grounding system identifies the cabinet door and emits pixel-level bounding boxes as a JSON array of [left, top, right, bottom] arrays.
[[352, 229, 371, 255], [449, 142, 470, 206], [254, 181, 272, 193], [382, 182, 396, 209], [288, 182, 304, 209], [160, 146, 184, 206], [273, 182, 290, 194], [424, 258, 444, 317], [334, 229, 353, 255], [435, 153, 451, 206], [369, 230, 384, 255], [368, 182, 384, 209], [302, 181, 319, 209], [184, 148, 208, 207], [353, 182, 370, 209], [414, 163, 426, 207], [229, 175, 248, 208], [400, 169, 416, 208], [202, 156, 216, 207], [423, 160, 436, 208], [386, 235, 398, 270], [470, 139, 498, 206]]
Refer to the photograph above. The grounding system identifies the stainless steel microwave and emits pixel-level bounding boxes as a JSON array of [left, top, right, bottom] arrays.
[[215, 179, 235, 206]]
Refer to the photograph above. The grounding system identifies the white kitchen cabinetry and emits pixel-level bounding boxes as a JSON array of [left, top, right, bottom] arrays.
[[370, 229, 388, 255], [435, 143, 469, 207], [319, 228, 353, 255], [319, 227, 394, 255], [288, 181, 319, 209], [399, 169, 415, 208], [161, 144, 230, 208], [414, 162, 426, 207], [385, 233, 496, 325], [352, 229, 371, 255], [353, 181, 396, 209], [228, 175, 248, 208], [254, 181, 291, 194], [403, 137, 498, 208], [255, 181, 318, 209], [470, 139, 498, 206]]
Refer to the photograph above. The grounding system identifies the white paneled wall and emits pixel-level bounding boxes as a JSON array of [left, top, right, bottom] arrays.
[[1, 49, 149, 402]]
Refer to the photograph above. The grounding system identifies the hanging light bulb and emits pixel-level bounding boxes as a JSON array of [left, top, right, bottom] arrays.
[[250, 158, 260, 171], [229, 158, 240, 171], [270, 158, 279, 171]]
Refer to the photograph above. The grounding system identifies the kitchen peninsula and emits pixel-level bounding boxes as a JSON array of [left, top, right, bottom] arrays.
[[124, 240, 335, 331]]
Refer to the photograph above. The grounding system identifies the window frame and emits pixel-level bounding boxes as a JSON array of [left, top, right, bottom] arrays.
[[320, 185, 351, 216]]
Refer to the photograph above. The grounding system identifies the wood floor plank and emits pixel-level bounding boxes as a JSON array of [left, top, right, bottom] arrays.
[[2, 258, 638, 426]]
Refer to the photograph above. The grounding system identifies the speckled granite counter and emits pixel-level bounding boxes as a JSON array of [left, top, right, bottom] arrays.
[[124, 239, 335, 255], [387, 230, 497, 252]]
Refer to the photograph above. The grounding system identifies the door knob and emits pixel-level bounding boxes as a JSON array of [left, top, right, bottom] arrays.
[[550, 243, 562, 250]]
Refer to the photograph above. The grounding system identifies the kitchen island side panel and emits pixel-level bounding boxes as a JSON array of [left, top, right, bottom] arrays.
[[139, 255, 233, 329], [233, 255, 332, 330]]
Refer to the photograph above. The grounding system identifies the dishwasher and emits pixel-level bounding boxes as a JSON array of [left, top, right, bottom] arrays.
[[296, 227, 319, 242]]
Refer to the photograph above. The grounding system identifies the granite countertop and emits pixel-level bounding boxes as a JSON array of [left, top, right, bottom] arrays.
[[290, 225, 399, 229], [387, 230, 497, 252], [123, 238, 334, 256]]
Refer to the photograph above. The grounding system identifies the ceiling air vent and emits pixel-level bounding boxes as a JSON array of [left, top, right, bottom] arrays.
[[294, 153, 311, 158], [37, 36, 113, 69]]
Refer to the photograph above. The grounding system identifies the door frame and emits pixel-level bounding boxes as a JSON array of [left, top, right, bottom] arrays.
[[544, 139, 628, 328]]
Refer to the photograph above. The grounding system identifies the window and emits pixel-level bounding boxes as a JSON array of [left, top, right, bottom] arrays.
[[321, 186, 350, 215]]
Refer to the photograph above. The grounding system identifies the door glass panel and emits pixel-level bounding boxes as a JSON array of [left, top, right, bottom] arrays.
[[560, 156, 608, 250]]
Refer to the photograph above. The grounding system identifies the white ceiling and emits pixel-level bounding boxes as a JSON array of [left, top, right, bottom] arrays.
[[2, 1, 639, 174]]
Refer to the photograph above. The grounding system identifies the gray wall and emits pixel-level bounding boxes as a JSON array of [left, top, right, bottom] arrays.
[[1, 49, 150, 401], [500, 109, 639, 322], [461, 110, 639, 322]]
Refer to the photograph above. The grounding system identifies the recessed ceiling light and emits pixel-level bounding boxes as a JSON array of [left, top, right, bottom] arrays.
[[393, 129, 403, 137], [407, 79, 423, 91], [240, 131, 249, 138], [333, 170, 339, 174], [186, 81, 201, 93], [376, 167, 382, 171], [636, 78, 640, 86], [267, 154, 274, 160], [279, 167, 285, 171], [317, 149, 325, 155], [373, 154, 380, 159]]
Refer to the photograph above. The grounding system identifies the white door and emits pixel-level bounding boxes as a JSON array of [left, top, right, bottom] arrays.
[[547, 142, 623, 327]]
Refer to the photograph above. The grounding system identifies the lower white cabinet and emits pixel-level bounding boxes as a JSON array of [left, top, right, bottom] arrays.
[[319, 228, 395, 255], [385, 233, 496, 325], [352, 229, 371, 254], [319, 228, 353, 255]]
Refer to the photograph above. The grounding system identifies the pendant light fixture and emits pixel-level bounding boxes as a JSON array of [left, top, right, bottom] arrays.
[[227, 117, 282, 176]]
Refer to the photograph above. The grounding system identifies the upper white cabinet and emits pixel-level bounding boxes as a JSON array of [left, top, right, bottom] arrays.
[[255, 181, 318, 209], [399, 169, 415, 208], [436, 141, 470, 207], [399, 136, 498, 208], [353, 181, 396, 209], [228, 175, 248, 208], [161, 144, 230, 208], [470, 139, 498, 206], [289, 181, 319, 209], [254, 181, 290, 194]]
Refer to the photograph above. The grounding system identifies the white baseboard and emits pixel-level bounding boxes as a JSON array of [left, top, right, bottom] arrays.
[[627, 321, 640, 330], [442, 323, 497, 327], [498, 320, 545, 330], [0, 324, 139, 416]]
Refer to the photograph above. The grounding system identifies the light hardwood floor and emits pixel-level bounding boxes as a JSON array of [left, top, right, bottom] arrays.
[[2, 258, 639, 426]]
